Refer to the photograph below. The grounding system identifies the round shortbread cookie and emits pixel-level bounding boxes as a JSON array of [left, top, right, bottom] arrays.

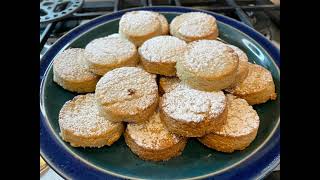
[[160, 84, 227, 137], [176, 40, 239, 91], [139, 35, 187, 76], [198, 94, 259, 153], [225, 63, 277, 105], [59, 94, 124, 148], [153, 12, 169, 35], [159, 76, 181, 95], [119, 11, 168, 46], [125, 111, 187, 161], [95, 67, 159, 123], [84, 34, 138, 76], [53, 48, 100, 93], [227, 44, 249, 87], [170, 12, 219, 42]]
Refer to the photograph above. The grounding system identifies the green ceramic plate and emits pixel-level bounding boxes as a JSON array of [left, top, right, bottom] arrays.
[[40, 7, 280, 180]]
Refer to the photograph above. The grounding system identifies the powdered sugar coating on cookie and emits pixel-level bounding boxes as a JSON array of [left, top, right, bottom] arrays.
[[159, 76, 181, 93], [59, 94, 120, 137], [153, 12, 169, 34], [182, 40, 238, 75], [177, 12, 217, 37], [95, 67, 158, 115], [162, 84, 226, 122], [85, 36, 136, 65], [127, 112, 181, 150], [119, 11, 160, 36], [53, 48, 98, 81], [227, 45, 248, 62], [215, 94, 259, 137], [139, 35, 187, 63]]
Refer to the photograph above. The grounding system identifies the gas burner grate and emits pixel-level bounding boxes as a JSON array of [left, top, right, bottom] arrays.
[[40, 0, 280, 52], [40, 0, 84, 23]]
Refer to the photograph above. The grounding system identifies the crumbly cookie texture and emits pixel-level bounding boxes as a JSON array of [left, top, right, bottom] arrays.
[[228, 64, 273, 95], [216, 94, 259, 137], [198, 94, 260, 152], [225, 63, 277, 105]]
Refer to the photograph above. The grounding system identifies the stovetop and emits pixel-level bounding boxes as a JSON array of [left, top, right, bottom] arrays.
[[40, 0, 280, 56]]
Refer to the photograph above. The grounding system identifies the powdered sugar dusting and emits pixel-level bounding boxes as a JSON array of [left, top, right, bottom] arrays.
[[127, 112, 181, 149], [227, 45, 248, 62], [53, 48, 98, 81], [139, 36, 187, 63], [85, 35, 136, 64], [178, 12, 217, 37], [119, 11, 160, 36], [59, 94, 121, 137], [182, 40, 238, 74], [162, 84, 226, 122], [154, 12, 169, 34], [95, 67, 158, 114], [159, 76, 181, 93], [216, 94, 259, 136]]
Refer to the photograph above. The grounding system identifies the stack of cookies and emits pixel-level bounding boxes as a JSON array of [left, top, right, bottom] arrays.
[[54, 11, 277, 161]]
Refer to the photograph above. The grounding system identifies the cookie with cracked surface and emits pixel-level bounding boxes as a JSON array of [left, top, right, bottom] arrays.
[[198, 94, 259, 153], [225, 63, 277, 105]]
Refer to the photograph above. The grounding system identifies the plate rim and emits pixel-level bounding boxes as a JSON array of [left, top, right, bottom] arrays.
[[40, 6, 280, 180]]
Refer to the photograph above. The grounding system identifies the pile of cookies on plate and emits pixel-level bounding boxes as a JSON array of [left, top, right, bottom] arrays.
[[54, 11, 277, 161]]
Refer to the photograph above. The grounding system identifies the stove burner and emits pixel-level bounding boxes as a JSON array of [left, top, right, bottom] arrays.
[[40, 0, 280, 53], [40, 0, 83, 23]]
